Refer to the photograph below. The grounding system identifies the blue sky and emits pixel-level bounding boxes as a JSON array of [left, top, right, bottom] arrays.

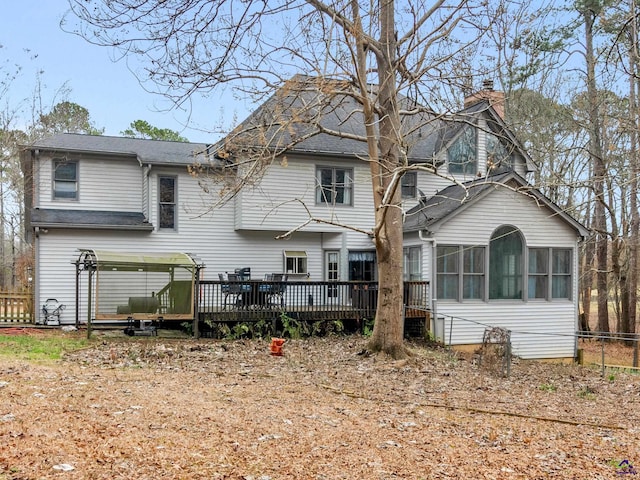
[[1, 0, 248, 143]]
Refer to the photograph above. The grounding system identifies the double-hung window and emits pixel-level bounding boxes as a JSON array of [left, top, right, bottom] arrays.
[[527, 248, 572, 299], [528, 248, 549, 299], [401, 172, 417, 199], [437, 245, 485, 301], [463, 246, 485, 299], [53, 160, 78, 200], [552, 249, 572, 299], [527, 248, 572, 300], [159, 176, 177, 230], [403, 246, 421, 281], [316, 167, 353, 205]]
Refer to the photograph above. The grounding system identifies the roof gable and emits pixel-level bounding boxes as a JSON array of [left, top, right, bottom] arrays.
[[219, 75, 442, 162], [220, 76, 535, 176], [403, 171, 588, 238]]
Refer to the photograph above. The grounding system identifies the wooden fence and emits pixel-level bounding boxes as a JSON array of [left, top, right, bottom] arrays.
[[0, 291, 34, 323]]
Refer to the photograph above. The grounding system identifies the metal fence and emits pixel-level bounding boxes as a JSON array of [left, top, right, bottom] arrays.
[[576, 331, 640, 372]]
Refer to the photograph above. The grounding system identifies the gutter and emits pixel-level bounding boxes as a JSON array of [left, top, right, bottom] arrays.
[[31, 224, 154, 231]]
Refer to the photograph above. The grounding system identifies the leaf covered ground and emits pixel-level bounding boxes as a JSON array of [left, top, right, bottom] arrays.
[[0, 332, 639, 479]]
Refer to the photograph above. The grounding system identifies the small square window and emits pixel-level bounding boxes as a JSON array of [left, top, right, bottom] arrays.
[[284, 250, 307, 274]]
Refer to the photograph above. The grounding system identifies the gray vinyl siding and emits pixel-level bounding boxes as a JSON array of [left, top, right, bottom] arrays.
[[32, 142, 578, 360], [435, 301, 576, 359], [234, 155, 376, 232], [34, 166, 348, 323], [434, 187, 577, 246], [38, 154, 143, 211], [429, 187, 580, 359]]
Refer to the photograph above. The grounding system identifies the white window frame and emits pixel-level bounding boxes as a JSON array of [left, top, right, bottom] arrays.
[[401, 172, 418, 199], [53, 159, 78, 200], [315, 166, 353, 206], [158, 175, 177, 230], [284, 250, 308, 275]]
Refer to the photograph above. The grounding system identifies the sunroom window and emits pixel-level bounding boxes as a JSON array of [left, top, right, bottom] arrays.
[[437, 245, 485, 301], [489, 226, 523, 300], [552, 249, 572, 299], [528, 248, 572, 300]]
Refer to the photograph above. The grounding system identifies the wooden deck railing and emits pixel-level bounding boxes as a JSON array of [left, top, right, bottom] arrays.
[[0, 291, 33, 323], [198, 280, 430, 326]]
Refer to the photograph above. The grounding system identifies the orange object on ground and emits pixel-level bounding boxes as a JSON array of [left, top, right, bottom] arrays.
[[270, 337, 285, 356]]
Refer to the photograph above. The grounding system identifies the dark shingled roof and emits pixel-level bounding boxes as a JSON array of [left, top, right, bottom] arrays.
[[218, 75, 444, 162], [28, 134, 212, 166], [31, 209, 153, 231], [217, 75, 534, 172], [403, 171, 514, 232]]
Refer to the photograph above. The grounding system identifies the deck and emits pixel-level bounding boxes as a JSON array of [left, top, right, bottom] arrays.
[[196, 280, 430, 335]]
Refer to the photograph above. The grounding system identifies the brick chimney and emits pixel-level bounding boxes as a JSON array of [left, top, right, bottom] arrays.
[[463, 79, 505, 119]]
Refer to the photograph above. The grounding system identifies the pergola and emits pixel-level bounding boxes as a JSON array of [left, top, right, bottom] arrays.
[[74, 249, 205, 335]]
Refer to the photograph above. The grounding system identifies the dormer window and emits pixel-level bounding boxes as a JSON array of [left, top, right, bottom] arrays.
[[53, 159, 78, 200], [486, 132, 513, 171], [448, 126, 477, 175]]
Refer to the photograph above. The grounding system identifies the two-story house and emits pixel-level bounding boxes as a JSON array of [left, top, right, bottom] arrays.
[[22, 77, 588, 358]]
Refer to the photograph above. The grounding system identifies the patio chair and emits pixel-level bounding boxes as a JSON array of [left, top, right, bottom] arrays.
[[266, 273, 288, 308], [226, 273, 252, 308], [219, 273, 232, 309]]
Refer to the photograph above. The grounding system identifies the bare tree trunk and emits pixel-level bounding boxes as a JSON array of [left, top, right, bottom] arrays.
[[584, 6, 610, 333], [628, 0, 640, 336], [365, 0, 406, 357], [0, 163, 5, 289]]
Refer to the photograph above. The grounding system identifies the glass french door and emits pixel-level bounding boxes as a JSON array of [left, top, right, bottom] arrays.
[[325, 251, 340, 300]]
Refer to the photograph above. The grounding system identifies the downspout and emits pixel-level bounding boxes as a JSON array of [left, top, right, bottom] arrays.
[[32, 149, 40, 323], [419, 230, 441, 341], [144, 163, 152, 222]]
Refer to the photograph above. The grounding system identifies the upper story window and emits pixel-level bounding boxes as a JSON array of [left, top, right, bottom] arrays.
[[53, 160, 78, 200], [159, 176, 177, 230], [316, 167, 353, 205], [486, 132, 514, 171], [401, 172, 417, 199], [448, 126, 477, 175]]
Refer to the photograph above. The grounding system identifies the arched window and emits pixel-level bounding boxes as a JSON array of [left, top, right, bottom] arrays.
[[489, 226, 524, 300]]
